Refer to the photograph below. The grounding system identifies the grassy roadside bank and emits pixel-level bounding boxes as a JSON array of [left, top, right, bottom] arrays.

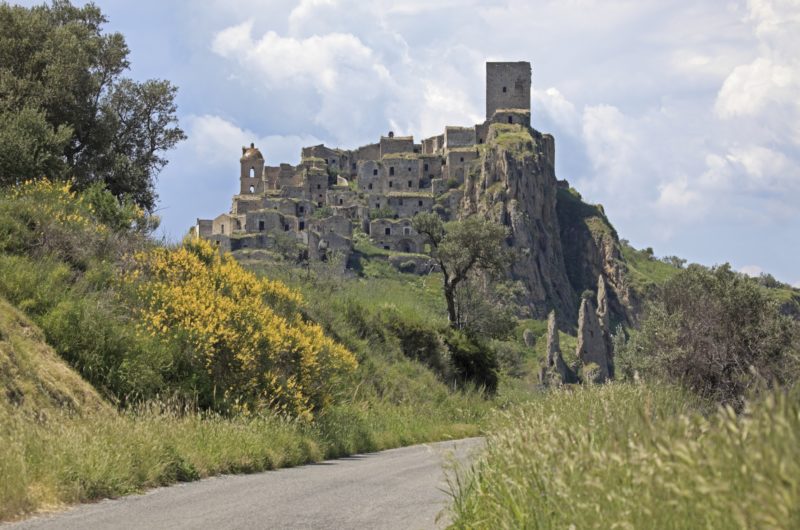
[[1, 397, 488, 522], [446, 383, 800, 529]]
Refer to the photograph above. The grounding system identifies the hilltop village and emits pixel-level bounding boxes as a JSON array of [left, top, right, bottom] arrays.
[[192, 62, 537, 263]]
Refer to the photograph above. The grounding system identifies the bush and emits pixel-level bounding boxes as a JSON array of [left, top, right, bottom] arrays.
[[444, 330, 498, 394], [311, 205, 334, 219], [128, 238, 358, 418], [490, 339, 528, 378], [616, 264, 800, 406], [381, 309, 449, 378], [398, 260, 416, 273]]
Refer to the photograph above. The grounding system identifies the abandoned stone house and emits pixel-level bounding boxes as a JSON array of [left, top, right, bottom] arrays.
[[192, 61, 533, 264]]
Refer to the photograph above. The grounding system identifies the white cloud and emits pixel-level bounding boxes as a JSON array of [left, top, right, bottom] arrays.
[[533, 88, 580, 136], [211, 18, 404, 144], [715, 58, 794, 118], [186, 114, 322, 167], [581, 104, 637, 180], [211, 22, 387, 90], [740, 264, 764, 277], [657, 177, 701, 211]]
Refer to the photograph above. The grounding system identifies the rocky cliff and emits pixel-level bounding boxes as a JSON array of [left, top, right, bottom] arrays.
[[461, 124, 577, 322], [556, 187, 635, 325], [460, 123, 634, 326]]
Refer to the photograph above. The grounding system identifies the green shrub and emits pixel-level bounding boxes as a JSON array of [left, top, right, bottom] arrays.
[[490, 339, 528, 378], [398, 260, 416, 273], [381, 309, 449, 378], [312, 205, 334, 219], [444, 330, 498, 394], [616, 264, 800, 406]]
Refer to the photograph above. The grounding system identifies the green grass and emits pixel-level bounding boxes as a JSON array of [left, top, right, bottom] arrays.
[[513, 318, 578, 374], [621, 242, 681, 294], [447, 383, 800, 529], [0, 287, 496, 521], [1, 396, 490, 522], [487, 123, 534, 157]]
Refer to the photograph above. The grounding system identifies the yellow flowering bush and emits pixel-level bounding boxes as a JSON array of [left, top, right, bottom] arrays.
[[129, 237, 357, 419], [1, 179, 153, 263]]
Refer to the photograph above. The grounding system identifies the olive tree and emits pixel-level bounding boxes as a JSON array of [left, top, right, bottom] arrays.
[[412, 212, 510, 330], [0, 1, 185, 209]]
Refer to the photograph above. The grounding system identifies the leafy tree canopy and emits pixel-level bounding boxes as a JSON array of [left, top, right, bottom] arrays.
[[413, 212, 510, 331], [0, 0, 185, 210]]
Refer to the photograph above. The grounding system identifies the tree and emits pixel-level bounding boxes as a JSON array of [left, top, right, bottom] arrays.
[[0, 1, 185, 210], [412, 212, 510, 329], [616, 264, 800, 406], [0, 106, 72, 186]]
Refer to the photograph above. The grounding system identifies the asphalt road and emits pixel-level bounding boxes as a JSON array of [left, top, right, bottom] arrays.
[[7, 437, 484, 530]]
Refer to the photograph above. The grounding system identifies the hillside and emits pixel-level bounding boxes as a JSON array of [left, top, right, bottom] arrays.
[[0, 296, 107, 418]]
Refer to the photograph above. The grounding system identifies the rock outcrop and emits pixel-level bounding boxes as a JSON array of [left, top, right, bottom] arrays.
[[556, 187, 635, 325], [576, 295, 610, 383], [596, 274, 615, 377], [461, 125, 578, 322], [540, 311, 577, 385]]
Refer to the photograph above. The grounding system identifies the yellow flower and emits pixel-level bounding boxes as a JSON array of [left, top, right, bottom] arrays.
[[128, 237, 356, 417]]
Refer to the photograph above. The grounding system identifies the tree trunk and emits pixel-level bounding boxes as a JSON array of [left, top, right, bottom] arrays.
[[444, 283, 458, 328]]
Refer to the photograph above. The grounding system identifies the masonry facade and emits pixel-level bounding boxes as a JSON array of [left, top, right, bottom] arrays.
[[192, 61, 533, 264]]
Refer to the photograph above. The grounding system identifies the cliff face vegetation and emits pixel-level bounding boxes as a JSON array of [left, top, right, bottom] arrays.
[[461, 123, 633, 326], [556, 186, 635, 324]]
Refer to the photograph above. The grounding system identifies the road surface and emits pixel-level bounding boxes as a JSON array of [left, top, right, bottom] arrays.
[[7, 437, 484, 530]]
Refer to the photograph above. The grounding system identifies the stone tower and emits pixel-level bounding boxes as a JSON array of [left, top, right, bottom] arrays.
[[485, 61, 531, 120], [240, 143, 264, 195]]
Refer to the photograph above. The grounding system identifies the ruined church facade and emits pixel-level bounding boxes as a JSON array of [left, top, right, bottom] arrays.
[[192, 62, 533, 264]]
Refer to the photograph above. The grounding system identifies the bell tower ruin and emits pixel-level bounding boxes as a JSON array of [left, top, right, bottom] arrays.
[[485, 61, 531, 121], [239, 142, 265, 195]]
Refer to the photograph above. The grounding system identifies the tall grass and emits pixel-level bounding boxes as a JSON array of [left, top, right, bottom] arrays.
[[448, 383, 800, 529], [0, 394, 489, 522]]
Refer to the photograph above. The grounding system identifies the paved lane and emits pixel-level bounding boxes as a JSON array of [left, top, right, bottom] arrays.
[[8, 437, 484, 530]]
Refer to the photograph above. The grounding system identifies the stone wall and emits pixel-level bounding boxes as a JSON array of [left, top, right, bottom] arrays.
[[443, 149, 479, 184], [422, 134, 444, 154], [355, 142, 380, 161], [444, 126, 476, 149], [379, 136, 414, 157], [306, 171, 329, 205], [368, 218, 426, 253], [383, 157, 421, 193], [212, 213, 244, 236], [357, 160, 382, 191], [490, 109, 531, 127], [195, 219, 212, 237], [420, 154, 443, 181], [386, 193, 434, 218], [327, 188, 358, 207], [244, 209, 285, 233], [232, 195, 263, 215]]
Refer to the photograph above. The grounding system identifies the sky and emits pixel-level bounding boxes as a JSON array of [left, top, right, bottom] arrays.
[[18, 0, 800, 286]]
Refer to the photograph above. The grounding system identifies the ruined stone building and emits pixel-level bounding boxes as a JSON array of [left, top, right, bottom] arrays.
[[192, 62, 533, 263], [192, 60, 633, 327]]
